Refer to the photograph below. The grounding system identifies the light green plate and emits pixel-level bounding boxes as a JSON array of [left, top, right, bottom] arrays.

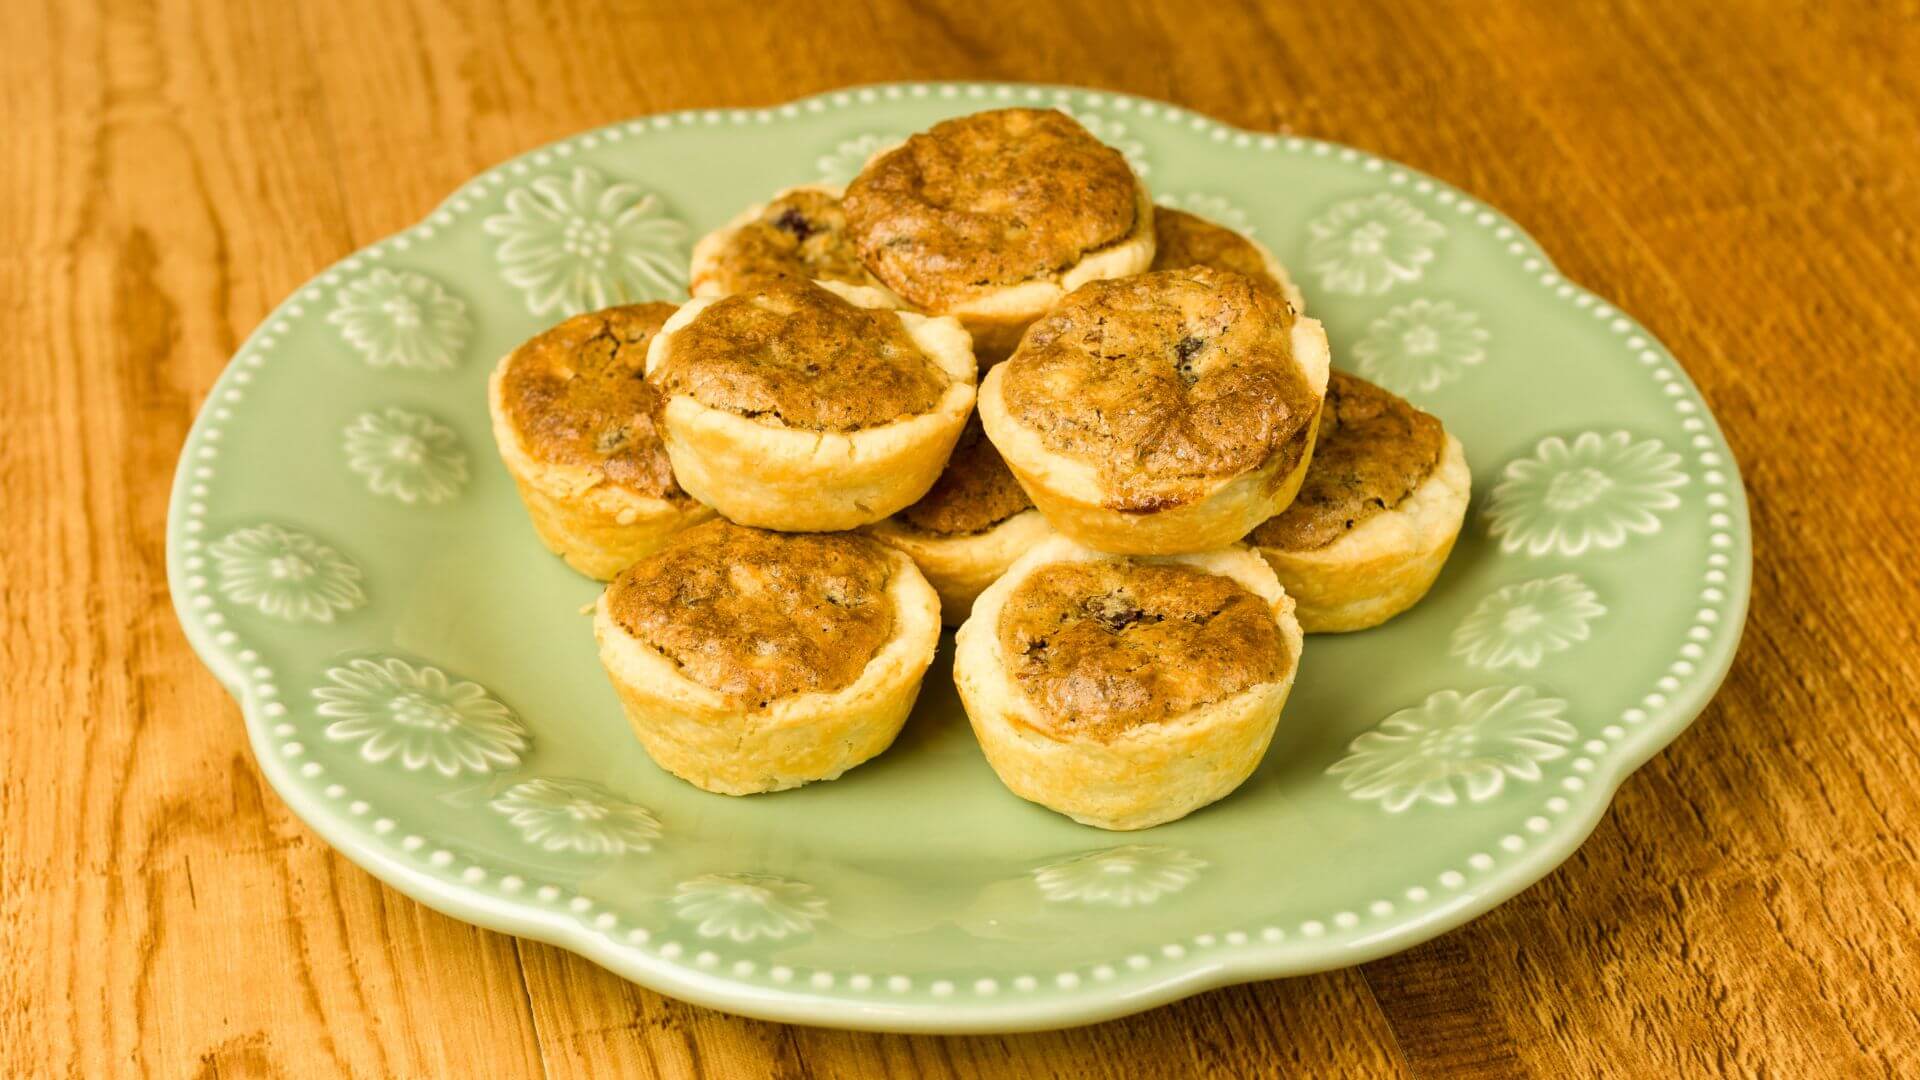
[[167, 82, 1750, 1033]]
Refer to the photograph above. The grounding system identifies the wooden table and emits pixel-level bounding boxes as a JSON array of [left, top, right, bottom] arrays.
[[8, 1, 1918, 1075]]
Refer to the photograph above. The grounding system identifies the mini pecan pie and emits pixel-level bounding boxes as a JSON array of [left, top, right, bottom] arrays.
[[1150, 207, 1307, 312], [844, 108, 1157, 362], [977, 266, 1331, 554], [953, 535, 1303, 830], [687, 184, 902, 309], [1247, 372, 1471, 632], [487, 302, 716, 579], [645, 279, 977, 530], [863, 415, 1055, 623], [595, 519, 940, 795]]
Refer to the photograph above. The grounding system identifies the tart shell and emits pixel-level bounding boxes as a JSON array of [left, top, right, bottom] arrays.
[[645, 288, 977, 531], [1251, 431, 1471, 633], [976, 316, 1332, 555], [594, 543, 941, 795], [953, 536, 1303, 830], [487, 361, 714, 580]]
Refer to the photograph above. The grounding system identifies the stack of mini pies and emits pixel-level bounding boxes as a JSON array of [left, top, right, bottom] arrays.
[[488, 108, 1471, 830]]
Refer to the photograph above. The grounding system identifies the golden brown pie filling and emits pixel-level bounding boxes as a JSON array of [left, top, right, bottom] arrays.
[[653, 280, 949, 432], [608, 520, 898, 707], [896, 416, 1034, 536], [997, 560, 1288, 740], [695, 188, 881, 295], [1149, 208, 1282, 294], [499, 302, 687, 500], [844, 108, 1140, 311], [999, 267, 1318, 511], [1248, 372, 1445, 551]]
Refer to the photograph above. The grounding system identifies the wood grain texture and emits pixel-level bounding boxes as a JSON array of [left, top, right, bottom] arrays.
[[4, 0, 1917, 1076]]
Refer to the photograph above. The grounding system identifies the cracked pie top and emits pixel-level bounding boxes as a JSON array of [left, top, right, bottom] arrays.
[[607, 520, 899, 708], [952, 538, 1304, 830], [488, 302, 716, 579], [895, 416, 1034, 537], [1249, 371, 1447, 553], [651, 279, 949, 433], [843, 108, 1155, 356], [497, 302, 687, 500], [644, 278, 977, 531], [995, 558, 1291, 741], [595, 519, 941, 795], [980, 266, 1330, 553], [1149, 207, 1305, 311], [688, 186, 890, 299], [1243, 371, 1471, 634]]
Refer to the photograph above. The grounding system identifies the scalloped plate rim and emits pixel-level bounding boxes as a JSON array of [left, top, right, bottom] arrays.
[[165, 79, 1752, 1033]]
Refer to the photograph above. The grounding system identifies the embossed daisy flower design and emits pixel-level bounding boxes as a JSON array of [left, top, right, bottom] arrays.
[[343, 408, 469, 505], [483, 166, 689, 317], [489, 778, 662, 856], [208, 524, 365, 623], [1154, 191, 1255, 234], [1032, 845, 1207, 908], [670, 874, 828, 943], [1058, 108, 1150, 176], [815, 132, 900, 186], [326, 268, 470, 371], [314, 657, 530, 777], [1304, 193, 1446, 295], [1487, 431, 1689, 557], [1352, 299, 1490, 395], [1327, 686, 1576, 812], [1452, 575, 1607, 670]]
